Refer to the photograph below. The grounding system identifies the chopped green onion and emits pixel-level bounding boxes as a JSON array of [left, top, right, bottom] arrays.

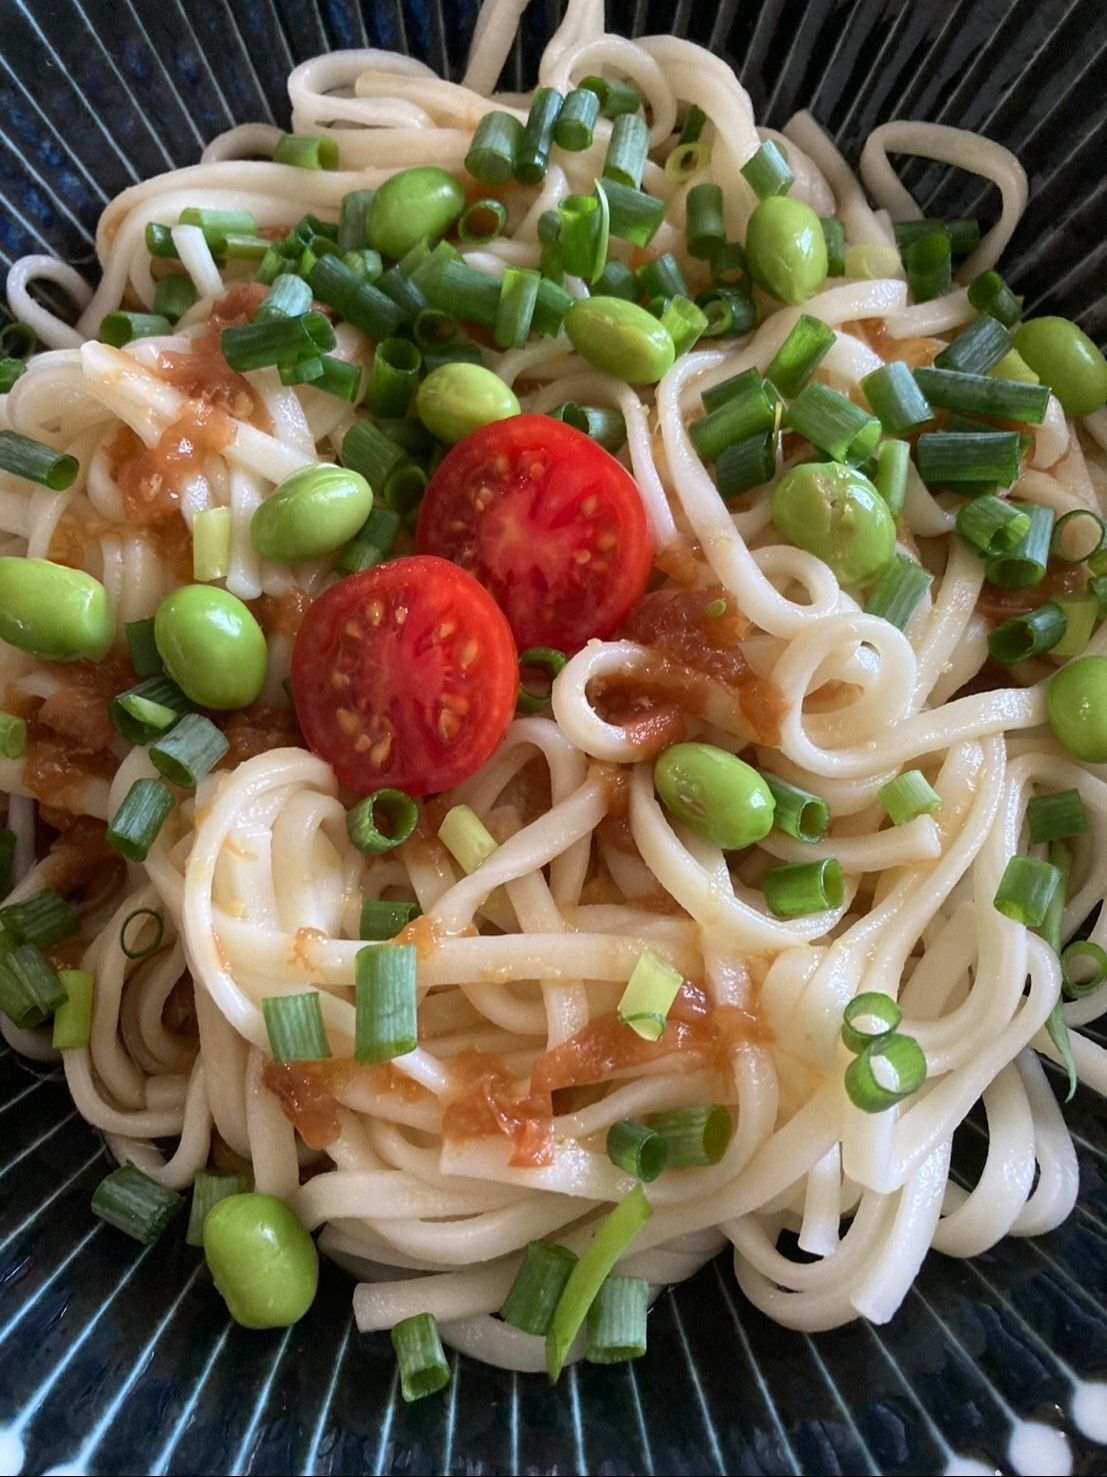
[[365, 338, 421, 417], [1027, 790, 1086, 845], [307, 256, 405, 340], [659, 296, 708, 357], [149, 713, 229, 790], [915, 430, 1021, 488], [701, 365, 762, 414], [221, 312, 335, 372], [1061, 940, 1107, 999], [558, 194, 609, 282], [993, 855, 1062, 927], [466, 111, 523, 185], [421, 342, 484, 374], [285, 354, 362, 403], [605, 1122, 668, 1182], [913, 366, 1049, 425], [680, 105, 708, 144], [893, 219, 980, 256], [585, 1275, 648, 1364], [741, 140, 793, 199], [934, 315, 1012, 375], [647, 1105, 732, 1167], [254, 247, 289, 285], [337, 188, 375, 252], [1092, 573, 1107, 617], [192, 505, 232, 583], [0, 322, 36, 358], [599, 111, 648, 189], [548, 404, 626, 453], [1052, 508, 1105, 564], [766, 316, 836, 398], [341, 417, 406, 489], [222, 234, 272, 262], [262, 991, 331, 1063], [146, 223, 179, 259], [955, 494, 1031, 558], [554, 87, 601, 150], [686, 183, 725, 261], [413, 307, 458, 350], [0, 829, 15, 898], [274, 132, 338, 169], [538, 210, 562, 246], [516, 88, 563, 186], [764, 775, 830, 842], [91, 1163, 184, 1245], [617, 948, 683, 1041], [983, 503, 1054, 588], [841, 992, 901, 1055], [785, 382, 881, 465], [355, 942, 417, 1064], [872, 439, 910, 517], [119, 908, 164, 961], [125, 618, 162, 678], [438, 804, 497, 874], [763, 858, 845, 918], [109, 675, 191, 745], [879, 770, 942, 826], [254, 275, 314, 325], [546, 1186, 651, 1380], [343, 248, 384, 283], [532, 277, 574, 337], [696, 286, 758, 339], [903, 230, 951, 303], [360, 899, 421, 941], [596, 181, 666, 248], [347, 789, 420, 857], [518, 647, 568, 714], [0, 358, 27, 392], [458, 199, 509, 246], [580, 75, 641, 119], [152, 274, 198, 324], [106, 778, 175, 862], [381, 461, 427, 513], [844, 1032, 927, 1112], [391, 1313, 450, 1403], [861, 362, 934, 437], [0, 943, 66, 1028], [338, 504, 403, 574], [821, 218, 846, 277], [664, 141, 711, 180], [52, 969, 94, 1049], [377, 263, 429, 321], [1053, 594, 1099, 658], [421, 257, 501, 328], [716, 432, 777, 500], [186, 1169, 251, 1247], [967, 269, 1023, 327], [1038, 839, 1076, 1099], [0, 889, 79, 949], [179, 207, 256, 248], [501, 1241, 579, 1335], [692, 373, 775, 461], [637, 252, 689, 303], [987, 603, 1066, 664], [0, 430, 78, 490], [0, 712, 27, 760]]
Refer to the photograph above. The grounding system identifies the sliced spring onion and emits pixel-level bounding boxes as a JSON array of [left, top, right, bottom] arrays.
[[360, 899, 422, 942], [647, 1105, 732, 1168], [1053, 595, 1099, 658], [377, 263, 430, 321], [549, 404, 626, 453], [763, 858, 845, 918], [696, 286, 758, 339], [274, 132, 339, 169], [152, 274, 198, 324], [391, 1313, 451, 1403], [873, 439, 911, 517], [716, 431, 777, 500], [861, 362, 934, 437], [903, 230, 952, 303], [149, 713, 229, 790], [516, 88, 563, 186], [821, 218, 846, 277], [343, 248, 384, 283], [764, 774, 830, 842], [307, 256, 405, 340], [993, 855, 1062, 927], [559, 191, 611, 282], [1027, 789, 1086, 845], [879, 770, 942, 827], [680, 105, 708, 143], [934, 315, 1012, 375], [1052, 508, 1106, 564], [664, 141, 711, 180], [0, 942, 66, 1028], [1039, 839, 1077, 1100], [421, 257, 501, 328], [413, 308, 458, 351], [381, 461, 428, 513], [186, 1169, 251, 1247], [347, 789, 420, 857], [0, 889, 79, 949], [893, 218, 980, 256], [967, 269, 1023, 327], [341, 418, 406, 489], [593, 181, 665, 251], [125, 618, 162, 679], [338, 504, 403, 575], [192, 506, 232, 583], [741, 140, 794, 198], [501, 1241, 579, 1335], [337, 188, 375, 252], [532, 277, 575, 337], [605, 1121, 668, 1182], [466, 111, 523, 185], [119, 909, 164, 963], [0, 322, 36, 358], [284, 354, 362, 403], [691, 373, 775, 461], [915, 430, 1021, 488], [955, 494, 1031, 558], [91, 1163, 184, 1245], [517, 647, 568, 714], [0, 358, 27, 392], [262, 991, 331, 1063], [637, 252, 689, 303], [106, 778, 175, 863], [580, 74, 641, 119], [365, 338, 422, 418], [146, 222, 178, 259], [1061, 941, 1107, 999], [0, 712, 27, 760], [785, 382, 880, 465], [0, 430, 79, 490], [546, 1185, 652, 1381], [355, 943, 417, 1064], [52, 969, 94, 1050], [438, 804, 497, 874], [554, 87, 601, 150], [109, 675, 191, 745], [221, 312, 336, 373], [983, 503, 1054, 589], [659, 296, 708, 357], [458, 198, 509, 246], [686, 183, 725, 261], [179, 206, 256, 247], [99, 311, 172, 347], [844, 1031, 927, 1112], [987, 603, 1066, 664], [617, 948, 684, 1041], [585, 1276, 648, 1364], [766, 316, 836, 399], [711, 240, 749, 286], [913, 366, 1049, 425], [841, 992, 902, 1055]]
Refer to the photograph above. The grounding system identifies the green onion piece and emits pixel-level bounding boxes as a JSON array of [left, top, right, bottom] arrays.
[[696, 286, 758, 339], [221, 234, 272, 262], [501, 1241, 579, 1335], [109, 675, 191, 745], [1052, 508, 1105, 564], [365, 338, 421, 417], [871, 439, 910, 517], [716, 432, 776, 500], [659, 296, 708, 357], [934, 315, 1012, 375], [983, 503, 1054, 588], [598, 181, 666, 248], [686, 183, 725, 261], [381, 461, 427, 514], [186, 1169, 251, 1247], [52, 969, 94, 1049], [692, 373, 775, 461], [532, 277, 575, 337], [1061, 940, 1107, 1000], [987, 603, 1066, 664], [254, 247, 288, 285], [546, 1186, 652, 1381], [254, 275, 313, 324], [967, 269, 1023, 327], [915, 430, 1021, 488], [413, 307, 458, 350], [0, 889, 79, 948], [192, 506, 232, 583], [307, 256, 405, 339], [145, 223, 179, 259], [421, 258, 501, 328], [261, 991, 331, 1063], [548, 404, 626, 453], [903, 230, 951, 303], [1038, 839, 1076, 1099], [99, 310, 173, 348], [741, 140, 793, 199], [680, 105, 708, 143], [861, 362, 934, 437], [337, 188, 375, 252], [841, 992, 902, 1055], [879, 770, 942, 826], [347, 789, 420, 857], [844, 1031, 927, 1112], [0, 358, 27, 392], [712, 241, 749, 288], [913, 366, 1049, 425], [437, 804, 497, 874], [274, 132, 338, 169], [586, 1276, 648, 1364], [341, 418, 406, 490], [0, 829, 15, 898], [605, 1122, 668, 1182], [664, 142, 711, 181], [338, 504, 402, 575], [993, 855, 1062, 926], [700, 365, 762, 414], [647, 1105, 732, 1167], [221, 312, 335, 372], [893, 219, 980, 256], [106, 779, 175, 863], [956, 494, 1032, 557], [580, 75, 641, 119], [376, 264, 429, 322], [516, 88, 563, 186], [0, 430, 79, 491], [600, 111, 649, 190], [466, 112, 524, 186], [518, 647, 568, 714], [119, 908, 165, 961], [763, 858, 845, 918], [538, 210, 562, 247], [343, 248, 384, 283], [1092, 574, 1107, 618], [637, 252, 689, 302], [764, 775, 830, 842], [785, 382, 881, 465], [0, 322, 35, 358], [458, 199, 509, 247], [355, 942, 417, 1064], [1053, 595, 1099, 659], [617, 948, 683, 1041], [821, 218, 846, 277], [0, 712, 27, 760], [558, 194, 609, 282], [149, 713, 229, 790], [391, 1313, 450, 1403], [91, 1163, 184, 1245], [287, 353, 362, 404], [1027, 789, 1086, 845], [279, 356, 324, 387], [554, 87, 601, 150], [0, 942, 66, 1027], [421, 342, 485, 374], [766, 315, 836, 398], [125, 618, 162, 678], [179, 207, 256, 248], [360, 899, 421, 941], [152, 274, 198, 324]]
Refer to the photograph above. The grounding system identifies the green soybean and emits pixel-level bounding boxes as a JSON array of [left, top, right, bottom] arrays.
[[0, 557, 115, 662], [771, 462, 895, 586], [251, 464, 373, 564], [1013, 317, 1107, 419], [745, 196, 828, 305], [203, 1192, 319, 1329], [366, 167, 466, 261], [154, 585, 268, 710], [415, 362, 520, 445], [1048, 657, 1107, 763], [565, 296, 676, 384], [654, 743, 775, 849]]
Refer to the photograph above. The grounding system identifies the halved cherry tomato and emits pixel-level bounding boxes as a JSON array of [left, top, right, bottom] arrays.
[[290, 555, 517, 796], [415, 414, 653, 652]]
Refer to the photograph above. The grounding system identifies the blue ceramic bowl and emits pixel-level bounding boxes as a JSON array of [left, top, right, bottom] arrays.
[[3, 3, 1107, 1474]]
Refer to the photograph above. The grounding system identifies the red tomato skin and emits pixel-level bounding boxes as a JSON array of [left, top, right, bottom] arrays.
[[290, 555, 518, 797], [414, 414, 653, 652]]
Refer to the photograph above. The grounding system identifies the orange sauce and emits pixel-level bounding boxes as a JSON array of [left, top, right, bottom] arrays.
[[977, 561, 1086, 624], [12, 655, 132, 809], [262, 1058, 434, 1151], [218, 702, 302, 768], [441, 1049, 555, 1168], [250, 590, 310, 641]]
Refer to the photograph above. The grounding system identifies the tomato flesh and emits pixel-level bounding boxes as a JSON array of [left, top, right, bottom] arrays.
[[290, 555, 518, 797], [415, 414, 653, 652]]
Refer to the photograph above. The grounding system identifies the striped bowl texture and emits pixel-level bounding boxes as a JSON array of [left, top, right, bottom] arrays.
[[2, 2, 1107, 1473]]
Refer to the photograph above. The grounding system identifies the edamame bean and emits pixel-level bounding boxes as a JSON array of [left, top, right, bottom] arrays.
[[745, 196, 828, 305], [251, 464, 373, 564], [416, 362, 520, 445], [654, 742, 775, 849], [1014, 317, 1107, 419], [154, 585, 268, 710], [203, 1192, 319, 1329], [367, 167, 466, 261], [564, 296, 676, 385], [0, 557, 115, 662], [771, 462, 895, 586], [1048, 656, 1107, 763]]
